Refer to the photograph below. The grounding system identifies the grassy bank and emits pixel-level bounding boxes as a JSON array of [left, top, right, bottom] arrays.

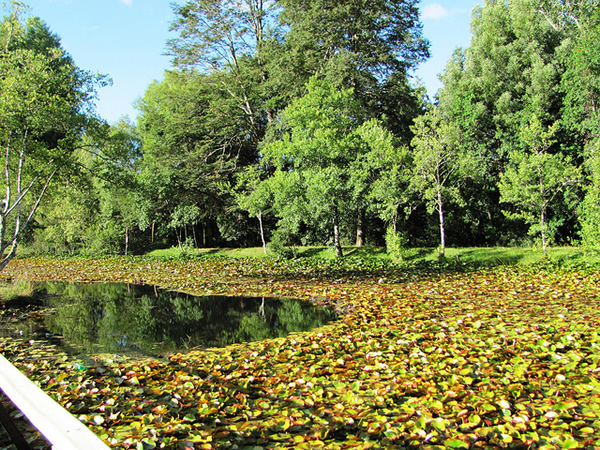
[[146, 244, 600, 267]]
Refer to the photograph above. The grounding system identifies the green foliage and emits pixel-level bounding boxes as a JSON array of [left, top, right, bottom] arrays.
[[410, 106, 470, 256], [278, 0, 429, 77], [13, 0, 600, 258], [357, 119, 412, 229], [437, 0, 574, 245], [579, 140, 600, 248], [560, 9, 600, 248], [259, 77, 367, 257], [168, 0, 277, 72], [277, 0, 429, 139], [135, 67, 265, 248], [266, 233, 298, 260], [0, 6, 107, 269], [499, 115, 581, 253], [384, 227, 408, 262], [561, 9, 600, 136]]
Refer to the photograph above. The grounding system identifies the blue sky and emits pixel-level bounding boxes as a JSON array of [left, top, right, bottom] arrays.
[[19, 0, 481, 124]]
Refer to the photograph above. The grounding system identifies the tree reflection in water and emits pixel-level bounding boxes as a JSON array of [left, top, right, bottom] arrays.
[[32, 282, 337, 357]]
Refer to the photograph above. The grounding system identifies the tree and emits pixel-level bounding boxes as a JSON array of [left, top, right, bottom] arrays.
[[168, 0, 281, 123], [33, 173, 98, 254], [410, 107, 468, 257], [560, 8, 600, 247], [168, 0, 277, 71], [277, 0, 429, 138], [578, 141, 600, 248], [536, 0, 597, 31], [234, 165, 274, 253], [163, 2, 283, 247], [437, 0, 574, 245], [499, 115, 581, 254], [356, 120, 412, 231], [136, 69, 264, 248], [88, 119, 145, 255], [278, 0, 429, 79], [0, 7, 106, 269], [259, 77, 381, 257]]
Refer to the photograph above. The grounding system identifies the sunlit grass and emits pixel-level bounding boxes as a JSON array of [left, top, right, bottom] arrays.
[[145, 244, 600, 267]]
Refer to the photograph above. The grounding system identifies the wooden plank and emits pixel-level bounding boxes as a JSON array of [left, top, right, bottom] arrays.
[[0, 354, 110, 450], [0, 393, 32, 450]]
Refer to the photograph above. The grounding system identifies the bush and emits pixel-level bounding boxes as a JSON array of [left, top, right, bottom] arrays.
[[385, 227, 408, 262], [267, 234, 299, 259]]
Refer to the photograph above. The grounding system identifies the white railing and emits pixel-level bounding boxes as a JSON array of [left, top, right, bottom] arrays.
[[0, 354, 110, 449]]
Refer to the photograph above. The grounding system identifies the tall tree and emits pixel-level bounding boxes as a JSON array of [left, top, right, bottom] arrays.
[[168, 0, 281, 123], [277, 0, 429, 137], [0, 7, 106, 269], [410, 107, 468, 257], [499, 115, 581, 253], [560, 7, 600, 246], [233, 165, 273, 253], [263, 0, 429, 246], [536, 0, 597, 31], [278, 0, 428, 78], [354, 119, 413, 234], [158, 1, 286, 248], [136, 69, 265, 247], [89, 119, 145, 255], [257, 77, 390, 257], [437, 0, 574, 245]]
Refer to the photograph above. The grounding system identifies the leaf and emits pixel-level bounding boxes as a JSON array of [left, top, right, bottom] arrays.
[[497, 400, 511, 410], [444, 438, 470, 448], [467, 414, 481, 426], [93, 415, 105, 426], [431, 418, 446, 432], [562, 439, 580, 449], [4, 258, 600, 449]]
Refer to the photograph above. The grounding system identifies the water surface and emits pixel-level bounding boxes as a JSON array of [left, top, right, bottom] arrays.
[[1, 282, 337, 357]]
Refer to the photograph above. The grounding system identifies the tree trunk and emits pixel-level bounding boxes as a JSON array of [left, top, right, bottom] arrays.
[[438, 189, 446, 258], [258, 211, 267, 254], [539, 163, 547, 256], [176, 229, 182, 248], [125, 226, 129, 256], [333, 206, 344, 258], [334, 223, 343, 257], [355, 208, 364, 247], [541, 208, 547, 255]]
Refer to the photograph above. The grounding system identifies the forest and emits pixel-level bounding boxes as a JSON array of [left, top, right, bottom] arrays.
[[1, 0, 599, 261]]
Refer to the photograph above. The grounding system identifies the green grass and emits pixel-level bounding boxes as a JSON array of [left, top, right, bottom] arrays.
[[145, 244, 600, 267]]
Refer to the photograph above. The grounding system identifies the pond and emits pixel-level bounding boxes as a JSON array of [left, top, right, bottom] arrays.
[[0, 282, 337, 357]]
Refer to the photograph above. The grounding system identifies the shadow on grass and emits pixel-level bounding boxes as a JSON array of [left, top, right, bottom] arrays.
[[457, 248, 526, 266], [197, 248, 225, 257], [402, 248, 433, 261]]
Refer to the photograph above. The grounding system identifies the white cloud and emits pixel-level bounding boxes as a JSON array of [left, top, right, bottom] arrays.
[[422, 3, 449, 20], [120, 0, 133, 5]]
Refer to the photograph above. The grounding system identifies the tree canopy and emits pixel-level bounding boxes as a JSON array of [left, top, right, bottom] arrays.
[[14, 0, 600, 258], [0, 4, 106, 268]]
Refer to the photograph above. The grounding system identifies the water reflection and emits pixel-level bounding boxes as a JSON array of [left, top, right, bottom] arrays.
[[20, 282, 337, 357]]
